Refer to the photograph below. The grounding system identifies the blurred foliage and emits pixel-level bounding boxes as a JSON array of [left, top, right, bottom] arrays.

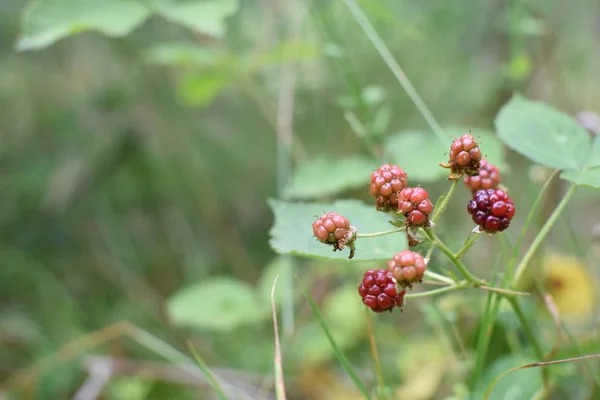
[[1, 0, 600, 399]]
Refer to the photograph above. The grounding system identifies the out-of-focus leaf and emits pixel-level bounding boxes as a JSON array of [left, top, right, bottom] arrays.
[[107, 378, 152, 400], [561, 168, 600, 189], [17, 0, 150, 51], [244, 41, 321, 71], [495, 95, 592, 170], [361, 85, 386, 107], [167, 277, 264, 331], [322, 285, 366, 333], [369, 104, 393, 136], [156, 0, 239, 37], [284, 156, 376, 199], [256, 256, 304, 307], [268, 199, 406, 262], [144, 42, 220, 67], [177, 71, 230, 107], [385, 127, 506, 182], [473, 355, 541, 399]]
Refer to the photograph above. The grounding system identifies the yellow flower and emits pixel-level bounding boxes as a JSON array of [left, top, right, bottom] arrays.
[[541, 252, 596, 322]]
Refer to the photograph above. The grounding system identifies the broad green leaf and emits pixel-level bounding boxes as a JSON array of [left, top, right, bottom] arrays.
[[495, 95, 591, 170], [17, 0, 150, 51], [167, 277, 264, 331], [268, 199, 406, 261], [144, 42, 220, 67], [584, 136, 600, 168], [156, 0, 239, 37], [385, 127, 506, 182], [177, 71, 230, 107], [561, 168, 600, 189], [474, 355, 542, 400], [283, 156, 377, 199]]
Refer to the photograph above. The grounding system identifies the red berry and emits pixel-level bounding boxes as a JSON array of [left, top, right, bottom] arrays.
[[387, 250, 427, 288], [464, 158, 502, 193], [441, 132, 482, 179], [370, 164, 408, 211], [467, 189, 515, 233], [312, 212, 357, 258], [397, 187, 434, 228], [358, 269, 405, 313]]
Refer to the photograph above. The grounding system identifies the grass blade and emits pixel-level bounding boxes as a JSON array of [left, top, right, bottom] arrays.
[[271, 275, 287, 400], [302, 288, 371, 399], [187, 341, 228, 400]]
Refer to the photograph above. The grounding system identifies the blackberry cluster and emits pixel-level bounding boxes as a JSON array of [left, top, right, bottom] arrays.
[[369, 164, 408, 211], [467, 189, 515, 233], [358, 269, 406, 312], [398, 187, 434, 227], [464, 158, 502, 193], [441, 133, 482, 179], [387, 250, 427, 288], [312, 212, 356, 258]]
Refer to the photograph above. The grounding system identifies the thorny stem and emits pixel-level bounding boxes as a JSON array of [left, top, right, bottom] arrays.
[[424, 270, 454, 285], [512, 183, 577, 286], [455, 232, 481, 259], [423, 228, 483, 285], [508, 297, 545, 360], [356, 227, 405, 238], [432, 179, 460, 223]]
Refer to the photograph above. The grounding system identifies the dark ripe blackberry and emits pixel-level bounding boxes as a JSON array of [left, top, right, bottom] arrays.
[[370, 164, 408, 211], [358, 269, 405, 313], [312, 212, 357, 258], [441, 132, 482, 179], [464, 158, 502, 193], [397, 187, 434, 228], [467, 189, 515, 233]]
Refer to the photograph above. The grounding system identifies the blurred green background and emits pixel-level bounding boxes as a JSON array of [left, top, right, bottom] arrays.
[[1, 0, 600, 399]]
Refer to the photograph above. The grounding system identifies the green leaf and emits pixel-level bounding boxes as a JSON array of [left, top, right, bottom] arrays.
[[385, 127, 506, 182], [474, 355, 542, 400], [156, 0, 239, 37], [107, 378, 152, 400], [561, 168, 600, 189], [284, 156, 377, 199], [268, 199, 406, 261], [322, 285, 366, 333], [177, 71, 230, 107], [167, 277, 264, 331], [144, 42, 220, 67], [584, 136, 600, 168], [495, 95, 591, 170], [17, 0, 150, 51]]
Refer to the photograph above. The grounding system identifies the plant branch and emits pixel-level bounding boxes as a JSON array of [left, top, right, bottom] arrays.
[[455, 232, 481, 259], [432, 179, 460, 223], [357, 227, 405, 238], [423, 270, 455, 285], [508, 298, 544, 360], [404, 283, 465, 299], [512, 183, 577, 286]]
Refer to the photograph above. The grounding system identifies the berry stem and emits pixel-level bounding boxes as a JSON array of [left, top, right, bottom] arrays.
[[512, 182, 577, 286], [423, 270, 455, 285], [404, 282, 465, 299], [507, 297, 545, 360], [423, 228, 483, 285], [431, 179, 460, 223], [454, 232, 481, 259], [356, 227, 405, 238]]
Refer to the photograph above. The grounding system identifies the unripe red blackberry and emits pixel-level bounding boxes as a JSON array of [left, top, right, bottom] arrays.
[[312, 212, 357, 258], [441, 132, 482, 179], [387, 250, 427, 288], [397, 187, 434, 227], [467, 189, 515, 233], [464, 158, 502, 193], [370, 163, 408, 211], [358, 269, 405, 313]]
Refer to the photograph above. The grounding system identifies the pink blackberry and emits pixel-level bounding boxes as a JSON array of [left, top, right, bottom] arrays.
[[358, 269, 405, 313], [398, 187, 434, 227], [370, 164, 408, 211], [312, 212, 357, 258], [387, 250, 427, 288], [467, 189, 515, 233], [441, 132, 482, 179], [464, 158, 502, 193]]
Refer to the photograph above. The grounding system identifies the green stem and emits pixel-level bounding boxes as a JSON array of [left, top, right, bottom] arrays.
[[342, 0, 446, 144], [512, 183, 577, 286], [423, 228, 483, 284], [432, 179, 460, 223], [357, 227, 404, 238], [508, 297, 544, 360], [455, 232, 481, 259], [365, 309, 385, 389], [423, 270, 454, 285], [404, 283, 465, 299]]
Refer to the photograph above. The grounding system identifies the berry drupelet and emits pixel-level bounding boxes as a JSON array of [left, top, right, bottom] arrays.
[[312, 212, 357, 258], [358, 269, 405, 312], [370, 164, 408, 211], [441, 132, 482, 179], [464, 158, 502, 193], [467, 189, 515, 233], [398, 187, 434, 227], [387, 250, 427, 288]]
